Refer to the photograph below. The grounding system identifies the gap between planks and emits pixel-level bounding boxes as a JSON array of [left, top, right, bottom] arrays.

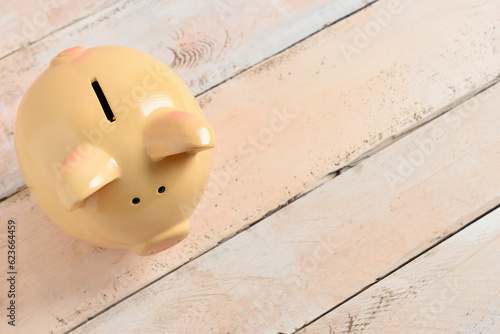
[[293, 181, 500, 333], [297, 204, 500, 333], [193, 0, 381, 98], [0, 0, 122, 60]]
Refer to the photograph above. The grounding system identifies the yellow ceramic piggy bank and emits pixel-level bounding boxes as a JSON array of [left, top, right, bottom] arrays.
[[14, 46, 215, 256]]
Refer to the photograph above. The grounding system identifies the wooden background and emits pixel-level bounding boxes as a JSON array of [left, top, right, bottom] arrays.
[[1, 0, 499, 333]]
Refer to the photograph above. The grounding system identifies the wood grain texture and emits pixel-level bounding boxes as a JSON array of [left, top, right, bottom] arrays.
[[0, 0, 120, 58], [1, 0, 500, 332], [298, 208, 500, 334], [71, 80, 500, 333], [0, 0, 375, 199]]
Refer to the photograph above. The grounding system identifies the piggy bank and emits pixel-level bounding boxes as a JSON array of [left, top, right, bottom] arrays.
[[14, 46, 215, 256]]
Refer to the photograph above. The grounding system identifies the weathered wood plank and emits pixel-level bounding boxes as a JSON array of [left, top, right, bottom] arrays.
[[71, 80, 500, 333], [0, 0, 120, 58], [0, 0, 375, 199], [1, 0, 500, 332], [298, 208, 500, 334]]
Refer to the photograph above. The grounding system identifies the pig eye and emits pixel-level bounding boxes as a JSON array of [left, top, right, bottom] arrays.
[[158, 186, 166, 194], [132, 197, 140, 205]]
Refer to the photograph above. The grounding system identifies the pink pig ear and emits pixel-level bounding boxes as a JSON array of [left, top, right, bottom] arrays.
[[56, 144, 120, 212], [144, 109, 216, 161]]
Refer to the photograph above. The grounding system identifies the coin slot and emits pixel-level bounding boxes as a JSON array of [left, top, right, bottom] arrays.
[[91, 79, 115, 122]]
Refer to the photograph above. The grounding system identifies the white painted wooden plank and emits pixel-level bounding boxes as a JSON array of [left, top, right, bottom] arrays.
[[0, 0, 375, 199], [298, 209, 500, 334], [70, 80, 500, 333], [1, 0, 500, 332], [0, 0, 120, 58]]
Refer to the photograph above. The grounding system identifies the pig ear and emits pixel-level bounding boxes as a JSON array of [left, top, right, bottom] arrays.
[[56, 144, 120, 212], [144, 109, 216, 161]]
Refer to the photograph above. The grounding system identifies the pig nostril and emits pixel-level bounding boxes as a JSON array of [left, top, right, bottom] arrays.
[[158, 186, 165, 194], [132, 197, 140, 205]]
